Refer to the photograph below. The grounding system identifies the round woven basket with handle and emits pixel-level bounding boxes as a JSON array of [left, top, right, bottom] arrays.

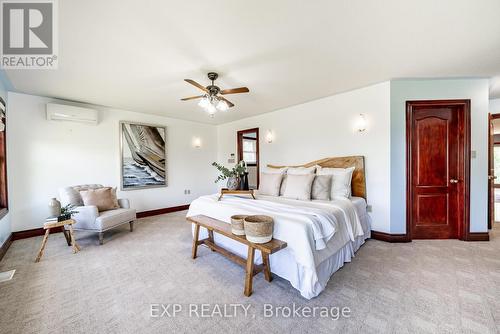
[[244, 215, 274, 244], [230, 215, 247, 235]]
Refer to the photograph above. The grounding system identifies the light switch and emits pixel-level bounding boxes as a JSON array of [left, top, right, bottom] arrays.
[[471, 150, 477, 159]]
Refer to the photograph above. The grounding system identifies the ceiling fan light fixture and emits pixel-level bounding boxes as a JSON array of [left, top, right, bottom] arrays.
[[183, 72, 248, 117], [216, 99, 229, 111], [198, 96, 210, 109], [206, 103, 217, 117]]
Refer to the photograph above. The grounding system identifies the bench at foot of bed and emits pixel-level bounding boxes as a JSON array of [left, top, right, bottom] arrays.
[[187, 214, 287, 297]]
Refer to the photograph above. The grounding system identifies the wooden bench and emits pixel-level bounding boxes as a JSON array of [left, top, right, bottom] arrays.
[[187, 215, 287, 297]]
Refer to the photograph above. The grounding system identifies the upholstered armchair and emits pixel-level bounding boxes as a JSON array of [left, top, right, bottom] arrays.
[[59, 184, 137, 245]]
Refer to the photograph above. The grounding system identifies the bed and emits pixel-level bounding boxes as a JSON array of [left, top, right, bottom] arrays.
[[187, 156, 370, 299]]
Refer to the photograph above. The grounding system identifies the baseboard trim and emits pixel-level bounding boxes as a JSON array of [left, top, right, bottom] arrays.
[[12, 226, 63, 241], [9, 204, 190, 242], [0, 233, 12, 262], [136, 204, 190, 219], [371, 230, 410, 243], [465, 232, 490, 241], [371, 230, 490, 242]]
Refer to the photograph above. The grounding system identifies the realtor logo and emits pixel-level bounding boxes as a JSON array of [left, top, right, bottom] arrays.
[[1, 0, 58, 69]]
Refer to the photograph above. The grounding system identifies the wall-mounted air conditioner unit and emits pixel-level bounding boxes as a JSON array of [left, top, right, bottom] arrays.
[[46, 103, 99, 125]]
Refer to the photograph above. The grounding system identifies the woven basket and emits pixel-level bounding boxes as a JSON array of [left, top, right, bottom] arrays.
[[244, 215, 274, 244], [230, 215, 247, 235]]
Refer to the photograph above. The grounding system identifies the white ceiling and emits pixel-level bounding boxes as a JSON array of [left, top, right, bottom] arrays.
[[5, 0, 500, 124]]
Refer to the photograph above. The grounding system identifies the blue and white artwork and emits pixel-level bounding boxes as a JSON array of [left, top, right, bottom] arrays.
[[120, 122, 167, 190]]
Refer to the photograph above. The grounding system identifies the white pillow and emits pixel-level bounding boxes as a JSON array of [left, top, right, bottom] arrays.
[[283, 174, 315, 200], [279, 166, 316, 196], [258, 173, 283, 196], [287, 166, 316, 175], [263, 167, 288, 174], [316, 165, 355, 199]]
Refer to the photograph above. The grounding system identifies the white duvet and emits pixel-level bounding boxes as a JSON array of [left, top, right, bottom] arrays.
[[187, 194, 365, 298]]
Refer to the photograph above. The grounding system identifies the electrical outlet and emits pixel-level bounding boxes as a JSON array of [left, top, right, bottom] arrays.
[[366, 205, 372, 212], [0, 269, 15, 283]]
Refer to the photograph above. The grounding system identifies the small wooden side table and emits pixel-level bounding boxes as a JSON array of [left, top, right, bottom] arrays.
[[218, 189, 256, 201], [35, 219, 81, 263]]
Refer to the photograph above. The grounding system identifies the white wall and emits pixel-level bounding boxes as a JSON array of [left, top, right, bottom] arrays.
[[217, 82, 392, 232], [7, 92, 218, 232], [390, 79, 490, 233], [0, 71, 11, 247], [490, 98, 500, 114], [4, 79, 491, 236]]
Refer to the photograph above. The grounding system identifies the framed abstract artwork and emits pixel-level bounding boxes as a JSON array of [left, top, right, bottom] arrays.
[[120, 121, 167, 190]]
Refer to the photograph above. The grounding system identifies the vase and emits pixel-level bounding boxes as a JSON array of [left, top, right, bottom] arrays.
[[226, 177, 240, 190], [48, 198, 61, 217], [242, 172, 249, 190]]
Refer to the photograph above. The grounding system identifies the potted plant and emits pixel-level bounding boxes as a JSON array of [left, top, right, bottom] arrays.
[[212, 162, 246, 190], [59, 204, 79, 221]]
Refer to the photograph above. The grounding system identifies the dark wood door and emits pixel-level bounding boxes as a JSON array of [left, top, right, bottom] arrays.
[[407, 100, 470, 240]]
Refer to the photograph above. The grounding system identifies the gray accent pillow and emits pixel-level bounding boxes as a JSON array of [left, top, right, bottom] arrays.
[[316, 166, 355, 199], [283, 174, 315, 200], [259, 173, 283, 196], [279, 174, 288, 196], [311, 175, 332, 200]]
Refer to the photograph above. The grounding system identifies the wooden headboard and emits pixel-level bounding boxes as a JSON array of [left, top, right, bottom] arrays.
[[267, 156, 367, 199]]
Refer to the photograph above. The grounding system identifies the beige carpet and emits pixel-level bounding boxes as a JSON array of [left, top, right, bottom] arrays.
[[0, 211, 499, 334]]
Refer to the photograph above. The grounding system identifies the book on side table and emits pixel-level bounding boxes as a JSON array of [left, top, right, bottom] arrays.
[[46, 214, 72, 223]]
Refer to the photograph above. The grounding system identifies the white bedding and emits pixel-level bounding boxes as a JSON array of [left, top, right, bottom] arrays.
[[258, 195, 371, 241], [187, 194, 370, 299]]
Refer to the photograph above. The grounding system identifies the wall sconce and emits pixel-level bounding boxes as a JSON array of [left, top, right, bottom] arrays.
[[356, 114, 367, 133], [266, 130, 274, 143], [193, 137, 201, 148]]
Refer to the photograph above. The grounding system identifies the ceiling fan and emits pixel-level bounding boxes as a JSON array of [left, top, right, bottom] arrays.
[[181, 72, 249, 117]]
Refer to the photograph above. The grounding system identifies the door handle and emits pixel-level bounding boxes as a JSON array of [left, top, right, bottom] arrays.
[[488, 175, 498, 180], [450, 179, 459, 184]]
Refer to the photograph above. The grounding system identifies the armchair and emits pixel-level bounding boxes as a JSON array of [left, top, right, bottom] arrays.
[[59, 184, 137, 245]]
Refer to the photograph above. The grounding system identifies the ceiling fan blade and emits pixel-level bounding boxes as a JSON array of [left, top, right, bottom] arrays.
[[184, 79, 208, 93], [180, 95, 205, 101], [218, 96, 235, 108], [220, 87, 250, 95]]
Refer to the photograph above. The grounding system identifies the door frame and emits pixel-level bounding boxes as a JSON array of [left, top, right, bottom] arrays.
[[406, 99, 471, 241], [488, 113, 500, 229], [237, 127, 260, 188]]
